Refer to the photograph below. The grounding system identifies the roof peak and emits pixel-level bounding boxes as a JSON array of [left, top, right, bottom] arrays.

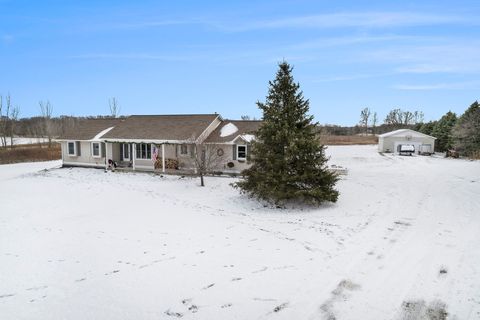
[[129, 114, 219, 117], [379, 128, 436, 139]]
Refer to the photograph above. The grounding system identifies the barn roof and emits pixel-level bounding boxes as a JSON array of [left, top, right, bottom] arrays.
[[378, 129, 436, 140]]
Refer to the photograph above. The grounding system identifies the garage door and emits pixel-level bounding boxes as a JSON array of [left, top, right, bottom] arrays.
[[394, 141, 421, 154]]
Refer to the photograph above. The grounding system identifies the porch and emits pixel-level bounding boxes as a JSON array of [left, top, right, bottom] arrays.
[[105, 141, 196, 173]]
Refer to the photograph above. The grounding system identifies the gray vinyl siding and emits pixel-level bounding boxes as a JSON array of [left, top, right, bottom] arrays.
[[61, 141, 106, 167]]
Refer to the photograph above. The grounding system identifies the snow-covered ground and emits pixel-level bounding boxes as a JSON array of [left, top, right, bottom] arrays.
[[1, 145, 479, 319], [1, 137, 48, 147]]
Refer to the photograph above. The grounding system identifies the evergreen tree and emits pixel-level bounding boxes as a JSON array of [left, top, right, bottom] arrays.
[[418, 121, 437, 136], [453, 101, 480, 157], [235, 62, 339, 205], [413, 122, 424, 132], [431, 111, 457, 152]]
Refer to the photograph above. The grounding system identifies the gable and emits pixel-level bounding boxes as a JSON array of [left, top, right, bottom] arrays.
[[205, 120, 262, 143], [379, 129, 436, 140]]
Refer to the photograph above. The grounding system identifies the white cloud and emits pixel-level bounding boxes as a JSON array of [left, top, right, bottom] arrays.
[[392, 81, 480, 90], [230, 12, 466, 31], [76, 11, 464, 33], [314, 73, 388, 82], [394, 64, 457, 74], [111, 18, 211, 30], [287, 34, 417, 51], [361, 42, 480, 74], [70, 53, 196, 61], [1, 34, 14, 44]]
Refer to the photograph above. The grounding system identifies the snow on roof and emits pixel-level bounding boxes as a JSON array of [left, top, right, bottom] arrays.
[[378, 129, 436, 139], [92, 127, 115, 141], [240, 134, 255, 143], [220, 122, 239, 137]]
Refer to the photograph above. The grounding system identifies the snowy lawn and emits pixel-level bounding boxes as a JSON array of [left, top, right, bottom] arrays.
[[1, 146, 479, 319]]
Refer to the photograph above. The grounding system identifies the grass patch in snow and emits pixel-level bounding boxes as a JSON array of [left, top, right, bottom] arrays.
[[399, 299, 448, 320]]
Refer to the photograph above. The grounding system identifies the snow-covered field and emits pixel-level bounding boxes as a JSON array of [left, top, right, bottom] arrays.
[[1, 137, 48, 147], [1, 145, 479, 319]]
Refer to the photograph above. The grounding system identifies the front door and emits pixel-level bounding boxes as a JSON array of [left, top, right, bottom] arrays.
[[122, 143, 130, 161]]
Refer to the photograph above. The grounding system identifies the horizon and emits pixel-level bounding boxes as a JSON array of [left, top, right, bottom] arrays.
[[1, 0, 480, 126]]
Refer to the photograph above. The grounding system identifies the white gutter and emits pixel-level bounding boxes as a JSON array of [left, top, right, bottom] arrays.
[[103, 138, 190, 144]]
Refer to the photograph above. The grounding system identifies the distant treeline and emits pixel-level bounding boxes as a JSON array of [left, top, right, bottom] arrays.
[[0, 113, 123, 148], [320, 103, 479, 158], [318, 123, 418, 136], [2, 93, 479, 158], [0, 94, 122, 148], [14, 115, 124, 137], [416, 101, 480, 158]]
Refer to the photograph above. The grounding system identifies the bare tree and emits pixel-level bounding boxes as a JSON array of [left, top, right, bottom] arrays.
[[240, 115, 257, 120], [413, 111, 424, 124], [0, 94, 11, 148], [385, 108, 424, 128], [189, 138, 227, 187], [372, 112, 378, 134], [109, 97, 120, 118], [359, 107, 371, 134], [0, 95, 4, 147], [384, 108, 401, 126], [39, 100, 54, 148], [9, 105, 19, 149], [403, 111, 415, 125]]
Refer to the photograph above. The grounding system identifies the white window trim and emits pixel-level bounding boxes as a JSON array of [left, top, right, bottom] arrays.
[[67, 141, 77, 156], [123, 143, 130, 160], [91, 142, 101, 158], [135, 143, 151, 160], [180, 144, 189, 156], [237, 145, 247, 160]]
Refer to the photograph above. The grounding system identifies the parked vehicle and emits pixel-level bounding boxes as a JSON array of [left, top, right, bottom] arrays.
[[418, 144, 433, 156], [397, 144, 415, 156], [446, 149, 460, 158]]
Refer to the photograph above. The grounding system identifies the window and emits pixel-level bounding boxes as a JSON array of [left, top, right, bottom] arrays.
[[92, 142, 101, 157], [180, 144, 188, 155], [67, 141, 76, 156], [123, 143, 130, 160], [136, 143, 151, 159], [237, 145, 247, 160]]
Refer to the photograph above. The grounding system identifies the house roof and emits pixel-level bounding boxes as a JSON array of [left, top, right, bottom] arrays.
[[56, 118, 123, 141], [102, 114, 220, 142], [205, 120, 263, 143], [378, 129, 436, 140]]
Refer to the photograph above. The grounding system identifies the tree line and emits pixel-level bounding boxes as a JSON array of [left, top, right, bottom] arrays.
[[2, 92, 479, 159], [417, 102, 480, 158], [355, 104, 480, 158], [0, 95, 122, 149]]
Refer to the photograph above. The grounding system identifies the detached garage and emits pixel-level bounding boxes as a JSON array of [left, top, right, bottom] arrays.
[[378, 129, 436, 154]]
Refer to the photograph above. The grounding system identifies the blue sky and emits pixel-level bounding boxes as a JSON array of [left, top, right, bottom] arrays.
[[1, 0, 480, 125]]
